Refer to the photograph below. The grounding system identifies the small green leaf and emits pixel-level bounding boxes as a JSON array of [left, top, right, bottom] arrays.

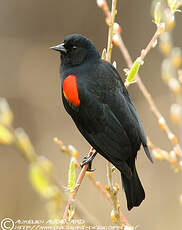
[[68, 157, 76, 192], [125, 57, 143, 87]]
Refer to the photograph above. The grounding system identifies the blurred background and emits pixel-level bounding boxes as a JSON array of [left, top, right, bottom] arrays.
[[0, 0, 182, 229]]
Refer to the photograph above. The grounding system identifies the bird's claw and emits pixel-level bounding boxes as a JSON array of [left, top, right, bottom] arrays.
[[80, 151, 97, 171]]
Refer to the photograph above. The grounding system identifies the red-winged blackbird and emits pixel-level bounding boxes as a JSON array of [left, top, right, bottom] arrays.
[[51, 34, 152, 210]]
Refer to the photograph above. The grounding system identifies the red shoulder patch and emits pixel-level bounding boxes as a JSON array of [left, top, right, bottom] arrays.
[[62, 75, 80, 107], [103, 59, 110, 63]]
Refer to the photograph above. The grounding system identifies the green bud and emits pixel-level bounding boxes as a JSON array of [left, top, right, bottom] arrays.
[[68, 208, 75, 221], [101, 48, 107, 60], [171, 47, 182, 68], [159, 32, 172, 56], [161, 59, 174, 83], [125, 57, 143, 87], [168, 0, 180, 13], [0, 124, 14, 145], [0, 98, 13, 127], [68, 157, 76, 192], [15, 128, 37, 162], [154, 2, 162, 25]]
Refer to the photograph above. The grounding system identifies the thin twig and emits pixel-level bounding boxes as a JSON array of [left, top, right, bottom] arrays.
[[106, 0, 117, 61], [140, 23, 165, 61], [87, 173, 112, 201], [107, 161, 113, 188], [147, 137, 181, 170], [106, 162, 122, 227]]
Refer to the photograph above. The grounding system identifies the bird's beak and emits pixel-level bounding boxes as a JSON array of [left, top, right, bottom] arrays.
[[50, 43, 67, 53]]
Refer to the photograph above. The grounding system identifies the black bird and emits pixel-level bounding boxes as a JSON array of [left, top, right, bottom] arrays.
[[51, 34, 152, 210]]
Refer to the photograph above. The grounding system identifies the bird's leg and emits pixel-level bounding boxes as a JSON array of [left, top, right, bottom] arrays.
[[80, 150, 97, 172]]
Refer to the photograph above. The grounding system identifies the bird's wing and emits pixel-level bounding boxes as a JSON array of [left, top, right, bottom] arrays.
[[126, 101, 153, 162], [74, 86, 133, 171], [105, 61, 153, 162]]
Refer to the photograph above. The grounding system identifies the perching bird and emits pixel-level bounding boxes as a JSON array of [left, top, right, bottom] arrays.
[[51, 34, 152, 210]]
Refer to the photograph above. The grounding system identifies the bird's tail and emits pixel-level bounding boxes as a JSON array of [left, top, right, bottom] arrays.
[[121, 166, 145, 210]]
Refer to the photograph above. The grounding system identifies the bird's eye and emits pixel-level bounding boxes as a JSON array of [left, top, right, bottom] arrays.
[[72, 46, 77, 49]]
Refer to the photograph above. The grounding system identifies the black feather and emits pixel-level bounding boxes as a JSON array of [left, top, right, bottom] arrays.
[[121, 166, 145, 210]]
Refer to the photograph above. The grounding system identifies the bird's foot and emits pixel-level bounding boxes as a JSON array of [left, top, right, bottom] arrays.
[[80, 151, 97, 172]]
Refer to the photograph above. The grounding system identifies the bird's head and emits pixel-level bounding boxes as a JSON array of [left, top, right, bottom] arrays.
[[50, 34, 100, 67]]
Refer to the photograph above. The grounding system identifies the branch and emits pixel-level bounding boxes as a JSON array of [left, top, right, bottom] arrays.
[[147, 137, 181, 171], [106, 162, 123, 226], [106, 0, 117, 61], [140, 23, 165, 61]]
